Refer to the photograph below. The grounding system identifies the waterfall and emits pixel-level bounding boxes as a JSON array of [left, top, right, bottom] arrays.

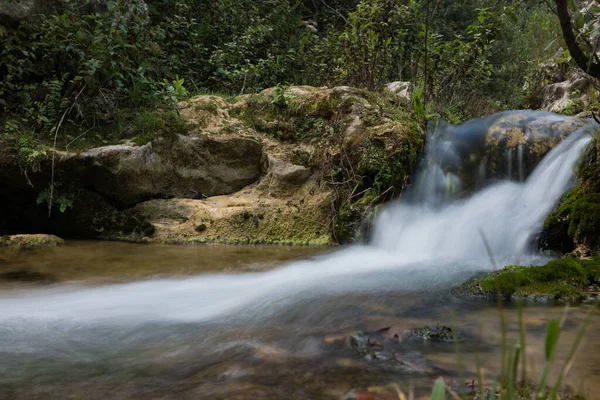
[[507, 148, 513, 180], [518, 143, 525, 182], [0, 111, 593, 325]]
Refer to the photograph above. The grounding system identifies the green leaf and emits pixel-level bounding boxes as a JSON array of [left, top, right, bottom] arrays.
[[545, 320, 560, 361], [431, 378, 446, 400], [107, 1, 116, 12], [544, 38, 557, 52]]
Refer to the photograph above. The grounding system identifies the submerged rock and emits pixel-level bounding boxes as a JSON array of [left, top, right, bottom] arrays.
[[0, 269, 57, 283], [403, 324, 460, 342], [344, 325, 455, 374]]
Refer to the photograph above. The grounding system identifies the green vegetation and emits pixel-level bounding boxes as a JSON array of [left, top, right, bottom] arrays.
[[459, 257, 600, 302], [543, 138, 600, 254], [0, 0, 567, 146]]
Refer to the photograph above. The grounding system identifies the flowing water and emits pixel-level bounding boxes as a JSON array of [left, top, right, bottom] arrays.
[[0, 111, 598, 399]]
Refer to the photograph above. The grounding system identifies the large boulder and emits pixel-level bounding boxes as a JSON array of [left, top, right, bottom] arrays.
[[0, 85, 425, 245], [72, 133, 263, 206], [537, 71, 592, 113], [426, 111, 586, 190]]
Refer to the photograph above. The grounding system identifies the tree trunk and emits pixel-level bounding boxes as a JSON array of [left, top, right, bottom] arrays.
[[555, 0, 600, 79]]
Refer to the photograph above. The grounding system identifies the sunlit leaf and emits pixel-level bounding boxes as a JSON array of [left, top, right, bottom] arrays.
[[431, 378, 446, 400]]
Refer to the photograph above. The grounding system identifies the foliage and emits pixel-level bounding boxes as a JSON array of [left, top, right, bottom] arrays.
[[552, 0, 600, 80], [0, 0, 570, 141], [36, 185, 74, 213]]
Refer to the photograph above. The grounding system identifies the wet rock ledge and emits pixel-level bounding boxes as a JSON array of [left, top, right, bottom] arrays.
[[0, 86, 425, 245]]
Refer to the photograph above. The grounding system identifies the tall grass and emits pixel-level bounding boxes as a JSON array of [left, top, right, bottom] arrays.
[[432, 303, 593, 400]]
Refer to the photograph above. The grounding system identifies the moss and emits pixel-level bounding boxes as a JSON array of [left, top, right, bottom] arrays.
[[194, 204, 332, 245], [52, 109, 190, 151], [60, 190, 155, 240], [128, 110, 191, 146], [543, 151, 600, 253], [460, 257, 600, 302], [195, 223, 207, 233], [0, 234, 64, 247], [333, 203, 362, 243]]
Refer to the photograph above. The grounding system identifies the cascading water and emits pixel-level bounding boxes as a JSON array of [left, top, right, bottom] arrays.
[[0, 111, 593, 326]]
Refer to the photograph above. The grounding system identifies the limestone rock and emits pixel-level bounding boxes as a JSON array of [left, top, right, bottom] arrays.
[[133, 173, 333, 245], [266, 156, 312, 187], [74, 133, 263, 206], [538, 71, 591, 113], [0, 234, 64, 247], [385, 81, 413, 104]]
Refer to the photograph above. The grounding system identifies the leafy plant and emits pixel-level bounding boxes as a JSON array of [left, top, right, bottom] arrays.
[[270, 83, 294, 109]]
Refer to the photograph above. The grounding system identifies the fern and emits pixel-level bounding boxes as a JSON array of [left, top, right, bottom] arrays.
[[44, 77, 69, 129]]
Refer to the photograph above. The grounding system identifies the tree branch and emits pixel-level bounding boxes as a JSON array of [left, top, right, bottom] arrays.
[[555, 0, 600, 79]]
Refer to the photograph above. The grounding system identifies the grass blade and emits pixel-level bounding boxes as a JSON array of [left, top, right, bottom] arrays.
[[451, 312, 466, 400], [475, 324, 485, 400], [549, 309, 593, 400], [536, 319, 561, 399], [431, 377, 446, 400], [517, 300, 527, 383]]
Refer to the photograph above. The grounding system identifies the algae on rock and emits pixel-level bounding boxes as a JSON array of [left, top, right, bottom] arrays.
[[457, 257, 600, 302]]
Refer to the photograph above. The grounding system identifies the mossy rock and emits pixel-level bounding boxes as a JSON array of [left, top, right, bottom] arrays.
[[456, 257, 600, 302], [0, 234, 64, 247], [541, 144, 600, 255]]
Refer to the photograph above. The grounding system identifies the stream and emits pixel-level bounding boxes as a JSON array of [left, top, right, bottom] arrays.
[[0, 111, 598, 399]]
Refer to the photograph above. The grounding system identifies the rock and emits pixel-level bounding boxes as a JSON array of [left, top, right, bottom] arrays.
[[0, 269, 57, 283], [342, 390, 398, 400], [393, 351, 439, 374], [132, 175, 333, 245], [345, 327, 442, 373], [0, 0, 51, 26], [385, 81, 413, 104], [541, 144, 600, 256], [0, 0, 149, 26], [426, 111, 587, 197], [267, 156, 312, 187], [71, 133, 263, 206], [538, 71, 591, 113], [454, 257, 600, 303], [403, 324, 460, 342], [0, 85, 425, 245], [0, 234, 64, 247]]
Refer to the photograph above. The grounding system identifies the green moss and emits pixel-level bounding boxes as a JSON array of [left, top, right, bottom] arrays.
[[333, 203, 362, 243], [128, 110, 191, 146], [543, 154, 600, 252], [0, 234, 64, 247], [195, 223, 207, 233], [56, 190, 155, 240], [461, 257, 600, 302]]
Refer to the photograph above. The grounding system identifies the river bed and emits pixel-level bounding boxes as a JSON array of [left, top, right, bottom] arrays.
[[0, 242, 598, 400]]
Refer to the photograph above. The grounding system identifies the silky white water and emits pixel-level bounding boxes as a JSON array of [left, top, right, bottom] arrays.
[[0, 112, 593, 326]]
